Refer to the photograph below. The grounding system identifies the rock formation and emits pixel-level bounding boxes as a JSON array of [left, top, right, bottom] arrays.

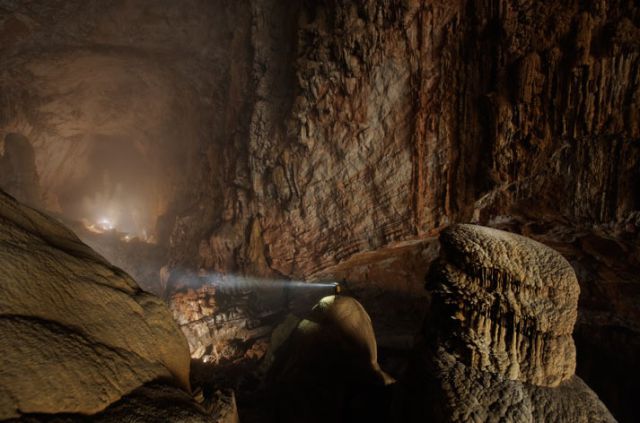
[[0, 189, 206, 420], [169, 276, 281, 365], [404, 224, 615, 422]]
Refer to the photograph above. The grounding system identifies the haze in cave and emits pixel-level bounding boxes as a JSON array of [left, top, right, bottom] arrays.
[[0, 1, 638, 422]]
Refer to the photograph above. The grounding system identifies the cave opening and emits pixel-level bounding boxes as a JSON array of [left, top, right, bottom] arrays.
[[0, 1, 639, 423]]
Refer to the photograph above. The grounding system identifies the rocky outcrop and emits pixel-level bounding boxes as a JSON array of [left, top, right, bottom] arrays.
[[169, 278, 276, 364], [482, 216, 640, 422], [188, 0, 640, 279], [0, 190, 199, 420], [404, 224, 615, 422], [187, 7, 640, 416], [433, 224, 579, 386], [6, 0, 635, 281]]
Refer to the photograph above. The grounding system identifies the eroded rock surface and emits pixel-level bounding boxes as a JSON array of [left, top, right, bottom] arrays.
[[485, 215, 640, 422], [405, 224, 615, 422], [434, 224, 579, 386], [0, 190, 193, 420], [170, 279, 276, 365]]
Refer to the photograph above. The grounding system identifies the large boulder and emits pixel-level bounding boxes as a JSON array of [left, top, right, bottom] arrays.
[[404, 224, 616, 422], [0, 190, 193, 419]]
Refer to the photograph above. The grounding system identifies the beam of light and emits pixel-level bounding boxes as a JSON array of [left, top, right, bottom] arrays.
[[167, 269, 339, 293]]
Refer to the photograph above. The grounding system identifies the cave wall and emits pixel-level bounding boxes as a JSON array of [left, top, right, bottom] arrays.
[[187, 0, 639, 278], [2, 0, 636, 282], [0, 0, 249, 238]]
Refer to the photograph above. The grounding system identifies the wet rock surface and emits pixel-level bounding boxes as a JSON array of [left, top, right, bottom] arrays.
[[403, 224, 615, 422], [0, 186, 630, 423]]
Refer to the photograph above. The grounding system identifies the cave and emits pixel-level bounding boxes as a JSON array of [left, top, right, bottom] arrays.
[[0, 1, 638, 422]]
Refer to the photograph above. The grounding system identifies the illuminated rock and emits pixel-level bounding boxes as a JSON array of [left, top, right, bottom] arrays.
[[169, 282, 274, 363], [433, 224, 579, 386], [0, 190, 194, 420], [405, 224, 616, 422]]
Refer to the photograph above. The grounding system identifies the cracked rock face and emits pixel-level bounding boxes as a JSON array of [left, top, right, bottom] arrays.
[[406, 224, 615, 422], [0, 190, 192, 420]]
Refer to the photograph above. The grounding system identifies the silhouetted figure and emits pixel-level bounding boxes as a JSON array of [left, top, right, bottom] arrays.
[[0, 133, 41, 206]]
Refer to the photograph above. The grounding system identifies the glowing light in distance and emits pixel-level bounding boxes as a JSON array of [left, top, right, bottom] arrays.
[[97, 218, 115, 231], [171, 270, 340, 292]]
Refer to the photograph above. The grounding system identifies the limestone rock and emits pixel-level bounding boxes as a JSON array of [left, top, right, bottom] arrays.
[[0, 190, 192, 419], [411, 352, 618, 423], [170, 281, 274, 364], [405, 224, 615, 422], [434, 224, 579, 386]]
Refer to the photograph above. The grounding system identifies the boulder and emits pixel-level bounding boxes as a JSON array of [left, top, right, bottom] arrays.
[[0, 190, 194, 419]]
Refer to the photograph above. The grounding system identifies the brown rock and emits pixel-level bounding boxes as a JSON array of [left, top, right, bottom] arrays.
[[0, 190, 192, 419], [434, 224, 579, 386], [404, 224, 615, 422]]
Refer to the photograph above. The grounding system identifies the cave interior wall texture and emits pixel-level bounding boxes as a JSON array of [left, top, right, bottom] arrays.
[[1, 0, 637, 278]]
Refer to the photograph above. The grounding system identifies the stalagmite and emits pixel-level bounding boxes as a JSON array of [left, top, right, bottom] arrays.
[[404, 224, 616, 423]]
